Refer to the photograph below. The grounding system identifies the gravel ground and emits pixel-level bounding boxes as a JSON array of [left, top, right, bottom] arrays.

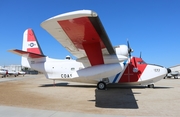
[[0, 74, 179, 116]]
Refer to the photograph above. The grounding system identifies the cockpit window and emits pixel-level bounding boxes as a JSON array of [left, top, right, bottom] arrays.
[[65, 56, 71, 60], [137, 61, 146, 64]]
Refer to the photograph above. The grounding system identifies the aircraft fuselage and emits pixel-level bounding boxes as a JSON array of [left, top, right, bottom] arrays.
[[27, 56, 167, 86]]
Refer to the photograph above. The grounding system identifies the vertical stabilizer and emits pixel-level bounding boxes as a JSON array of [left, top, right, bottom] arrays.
[[22, 29, 44, 68], [23, 29, 44, 55]]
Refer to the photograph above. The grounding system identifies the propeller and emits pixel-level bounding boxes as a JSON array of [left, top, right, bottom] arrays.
[[126, 39, 139, 73], [140, 52, 142, 58], [127, 39, 133, 57]]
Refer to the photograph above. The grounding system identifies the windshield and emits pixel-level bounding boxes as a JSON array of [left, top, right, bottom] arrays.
[[137, 60, 146, 64]]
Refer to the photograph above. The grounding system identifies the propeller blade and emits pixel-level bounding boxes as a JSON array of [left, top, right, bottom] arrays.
[[127, 39, 133, 56], [127, 39, 130, 49]]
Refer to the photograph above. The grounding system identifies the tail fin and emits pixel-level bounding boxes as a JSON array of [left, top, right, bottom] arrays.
[[23, 28, 44, 55], [8, 29, 46, 68]]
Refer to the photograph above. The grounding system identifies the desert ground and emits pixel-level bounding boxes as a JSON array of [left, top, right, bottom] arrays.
[[0, 74, 179, 116]]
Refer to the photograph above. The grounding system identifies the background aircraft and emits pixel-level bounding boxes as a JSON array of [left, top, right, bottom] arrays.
[[164, 65, 180, 79], [7, 70, 18, 77], [0, 68, 18, 77], [9, 10, 169, 90], [0, 69, 8, 78], [18, 71, 26, 76], [166, 71, 179, 79]]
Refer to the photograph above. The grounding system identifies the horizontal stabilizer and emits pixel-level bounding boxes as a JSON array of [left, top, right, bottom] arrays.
[[8, 49, 46, 58]]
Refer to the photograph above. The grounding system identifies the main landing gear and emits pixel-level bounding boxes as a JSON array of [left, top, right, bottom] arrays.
[[97, 81, 106, 90], [97, 78, 109, 90], [147, 84, 154, 88]]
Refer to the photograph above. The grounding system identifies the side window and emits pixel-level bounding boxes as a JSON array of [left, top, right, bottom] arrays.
[[65, 56, 71, 60], [71, 68, 75, 71], [137, 61, 141, 64]]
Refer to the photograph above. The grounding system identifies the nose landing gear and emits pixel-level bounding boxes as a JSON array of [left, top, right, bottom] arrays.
[[147, 84, 154, 88]]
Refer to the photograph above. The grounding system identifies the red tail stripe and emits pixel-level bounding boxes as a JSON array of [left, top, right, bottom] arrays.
[[27, 29, 36, 41]]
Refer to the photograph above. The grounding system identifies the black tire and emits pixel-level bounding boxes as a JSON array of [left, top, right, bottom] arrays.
[[148, 84, 154, 88], [97, 81, 106, 90]]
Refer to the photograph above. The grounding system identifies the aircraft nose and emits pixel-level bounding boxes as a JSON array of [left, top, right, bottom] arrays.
[[149, 64, 168, 74], [161, 66, 168, 74], [142, 64, 168, 82]]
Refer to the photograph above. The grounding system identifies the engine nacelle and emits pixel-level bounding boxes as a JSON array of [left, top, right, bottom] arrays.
[[114, 45, 129, 56]]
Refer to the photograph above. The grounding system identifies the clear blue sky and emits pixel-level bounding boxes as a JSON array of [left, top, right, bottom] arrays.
[[0, 0, 180, 68]]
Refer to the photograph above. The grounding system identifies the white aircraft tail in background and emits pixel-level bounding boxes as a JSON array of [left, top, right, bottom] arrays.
[[9, 10, 169, 90]]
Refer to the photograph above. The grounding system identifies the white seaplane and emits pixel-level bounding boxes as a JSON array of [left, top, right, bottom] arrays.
[[9, 10, 169, 89]]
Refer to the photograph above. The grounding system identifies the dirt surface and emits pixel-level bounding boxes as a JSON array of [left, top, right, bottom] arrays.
[[0, 75, 179, 116]]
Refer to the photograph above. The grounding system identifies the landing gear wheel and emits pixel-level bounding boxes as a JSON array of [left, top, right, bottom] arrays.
[[97, 81, 106, 90], [174, 76, 178, 79], [148, 84, 154, 88]]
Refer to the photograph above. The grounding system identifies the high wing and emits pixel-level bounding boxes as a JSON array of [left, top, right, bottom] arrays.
[[41, 10, 115, 66]]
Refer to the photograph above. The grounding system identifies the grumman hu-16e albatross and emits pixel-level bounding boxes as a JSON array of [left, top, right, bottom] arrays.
[[9, 10, 169, 90]]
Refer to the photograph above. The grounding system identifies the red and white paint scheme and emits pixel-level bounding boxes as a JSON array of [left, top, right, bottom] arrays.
[[9, 10, 168, 89]]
